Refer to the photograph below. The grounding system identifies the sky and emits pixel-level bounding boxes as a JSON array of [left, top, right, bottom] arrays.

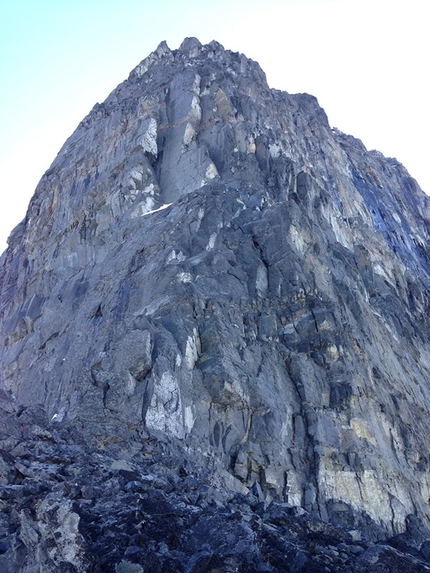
[[0, 0, 428, 253]]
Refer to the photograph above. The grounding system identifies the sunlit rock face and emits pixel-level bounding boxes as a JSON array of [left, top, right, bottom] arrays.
[[1, 36, 430, 557]]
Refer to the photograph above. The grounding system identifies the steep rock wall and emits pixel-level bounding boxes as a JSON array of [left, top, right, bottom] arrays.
[[1, 38, 430, 537]]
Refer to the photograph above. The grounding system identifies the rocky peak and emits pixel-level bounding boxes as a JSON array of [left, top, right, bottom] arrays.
[[1, 39, 430, 572]]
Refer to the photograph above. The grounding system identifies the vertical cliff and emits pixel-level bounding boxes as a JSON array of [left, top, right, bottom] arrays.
[[1, 38, 430, 571]]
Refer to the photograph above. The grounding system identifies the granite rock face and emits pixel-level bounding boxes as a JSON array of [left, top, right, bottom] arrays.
[[1, 37, 430, 571]]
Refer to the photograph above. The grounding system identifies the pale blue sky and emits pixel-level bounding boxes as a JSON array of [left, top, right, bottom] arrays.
[[0, 0, 428, 252]]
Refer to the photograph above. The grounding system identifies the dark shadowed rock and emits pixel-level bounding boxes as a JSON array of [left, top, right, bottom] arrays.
[[1, 38, 430, 572]]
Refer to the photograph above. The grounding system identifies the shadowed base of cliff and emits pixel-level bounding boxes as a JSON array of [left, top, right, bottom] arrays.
[[1, 403, 430, 573]]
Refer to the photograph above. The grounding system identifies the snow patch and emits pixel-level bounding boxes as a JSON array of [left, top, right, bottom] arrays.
[[141, 203, 172, 217]]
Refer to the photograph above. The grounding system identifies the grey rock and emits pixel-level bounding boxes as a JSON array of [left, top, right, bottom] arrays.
[[1, 38, 430, 571]]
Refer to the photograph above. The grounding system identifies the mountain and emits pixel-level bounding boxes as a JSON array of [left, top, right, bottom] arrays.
[[1, 37, 430, 572]]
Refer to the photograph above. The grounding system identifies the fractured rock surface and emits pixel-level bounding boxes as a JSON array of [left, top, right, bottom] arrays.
[[1, 37, 430, 571], [2, 407, 430, 573]]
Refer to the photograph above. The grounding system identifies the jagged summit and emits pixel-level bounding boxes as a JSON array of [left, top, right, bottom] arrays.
[[128, 37, 267, 82], [1, 39, 430, 572]]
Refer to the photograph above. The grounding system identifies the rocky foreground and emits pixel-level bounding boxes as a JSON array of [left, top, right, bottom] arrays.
[[1, 38, 430, 571], [1, 402, 430, 572]]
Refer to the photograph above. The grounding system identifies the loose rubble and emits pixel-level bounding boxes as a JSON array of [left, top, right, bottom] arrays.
[[1, 407, 430, 572]]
